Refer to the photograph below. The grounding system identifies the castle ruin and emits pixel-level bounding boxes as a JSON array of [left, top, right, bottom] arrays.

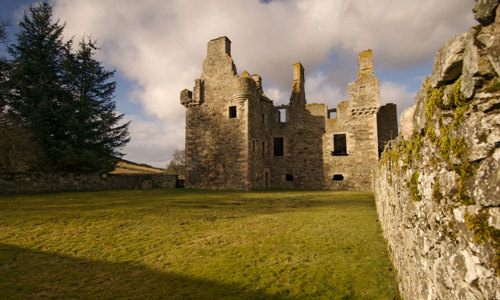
[[181, 37, 397, 191]]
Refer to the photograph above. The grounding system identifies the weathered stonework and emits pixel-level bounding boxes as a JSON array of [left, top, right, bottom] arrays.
[[181, 37, 397, 191], [0, 173, 177, 194], [375, 1, 500, 298]]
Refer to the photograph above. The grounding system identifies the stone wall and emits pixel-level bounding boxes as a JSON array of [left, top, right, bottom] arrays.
[[181, 38, 398, 191], [377, 103, 398, 156], [183, 37, 250, 190], [375, 1, 500, 298], [271, 103, 326, 189], [322, 50, 381, 191], [0, 173, 177, 194]]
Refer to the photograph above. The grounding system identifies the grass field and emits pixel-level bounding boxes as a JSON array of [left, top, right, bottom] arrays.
[[0, 189, 399, 299]]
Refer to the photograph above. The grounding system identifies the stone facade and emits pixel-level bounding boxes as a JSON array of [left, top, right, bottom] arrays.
[[0, 173, 177, 194], [181, 37, 397, 191], [375, 1, 500, 298]]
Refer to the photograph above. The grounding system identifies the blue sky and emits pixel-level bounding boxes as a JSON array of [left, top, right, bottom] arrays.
[[0, 0, 476, 167]]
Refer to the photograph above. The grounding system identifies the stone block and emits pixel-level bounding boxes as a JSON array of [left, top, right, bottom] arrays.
[[400, 105, 415, 140], [473, 0, 499, 26], [430, 33, 466, 88]]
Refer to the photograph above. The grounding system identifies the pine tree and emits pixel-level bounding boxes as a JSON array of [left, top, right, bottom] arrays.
[[6, 2, 129, 173], [62, 38, 129, 172], [7, 2, 71, 170]]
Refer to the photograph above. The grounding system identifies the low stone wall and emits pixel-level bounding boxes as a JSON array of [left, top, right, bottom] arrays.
[[374, 2, 500, 298], [0, 173, 177, 194]]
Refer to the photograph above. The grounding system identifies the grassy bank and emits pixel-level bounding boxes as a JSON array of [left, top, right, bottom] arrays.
[[0, 189, 399, 299]]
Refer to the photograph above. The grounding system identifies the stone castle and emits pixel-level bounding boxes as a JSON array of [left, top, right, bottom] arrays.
[[181, 37, 397, 191]]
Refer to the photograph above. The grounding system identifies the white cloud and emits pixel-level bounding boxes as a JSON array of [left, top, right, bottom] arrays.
[[49, 0, 475, 166], [380, 81, 417, 121], [305, 72, 346, 108], [121, 115, 185, 168], [264, 87, 288, 106]]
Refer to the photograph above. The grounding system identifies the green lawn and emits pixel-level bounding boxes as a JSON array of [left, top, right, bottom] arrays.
[[0, 189, 399, 299]]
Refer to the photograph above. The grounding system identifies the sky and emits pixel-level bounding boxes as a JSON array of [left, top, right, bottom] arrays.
[[0, 0, 476, 168]]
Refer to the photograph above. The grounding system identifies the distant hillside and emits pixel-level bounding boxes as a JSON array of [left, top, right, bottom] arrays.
[[110, 159, 165, 174]]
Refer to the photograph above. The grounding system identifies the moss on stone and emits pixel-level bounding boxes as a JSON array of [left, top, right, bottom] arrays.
[[426, 125, 438, 144], [465, 209, 500, 276], [453, 105, 469, 130], [493, 255, 500, 277], [439, 125, 451, 162], [432, 180, 443, 203], [449, 77, 467, 107], [485, 81, 500, 93], [456, 163, 475, 206], [407, 170, 421, 202], [425, 85, 445, 121], [449, 78, 470, 130], [465, 210, 490, 244], [381, 145, 402, 172], [451, 137, 468, 160], [401, 131, 423, 167]]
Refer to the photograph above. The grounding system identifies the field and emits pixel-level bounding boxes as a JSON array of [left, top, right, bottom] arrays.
[[0, 189, 399, 299]]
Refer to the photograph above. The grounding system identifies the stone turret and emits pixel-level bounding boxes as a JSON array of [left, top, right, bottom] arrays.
[[180, 78, 204, 107], [289, 62, 306, 105], [233, 71, 257, 101]]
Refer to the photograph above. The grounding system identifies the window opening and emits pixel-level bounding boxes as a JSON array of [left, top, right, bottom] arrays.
[[229, 106, 237, 118], [328, 108, 337, 119], [274, 137, 284, 156], [262, 141, 265, 157], [286, 174, 293, 181], [332, 134, 347, 156], [279, 108, 286, 123], [332, 174, 344, 181], [252, 140, 256, 152], [262, 113, 265, 124]]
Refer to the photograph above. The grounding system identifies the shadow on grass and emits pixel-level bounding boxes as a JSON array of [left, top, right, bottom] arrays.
[[0, 243, 296, 300]]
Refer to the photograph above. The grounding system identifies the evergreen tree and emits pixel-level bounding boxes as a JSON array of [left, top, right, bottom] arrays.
[[0, 18, 41, 173], [6, 2, 129, 173], [1, 18, 11, 110], [62, 38, 129, 172], [0, 19, 7, 43], [7, 2, 71, 170]]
